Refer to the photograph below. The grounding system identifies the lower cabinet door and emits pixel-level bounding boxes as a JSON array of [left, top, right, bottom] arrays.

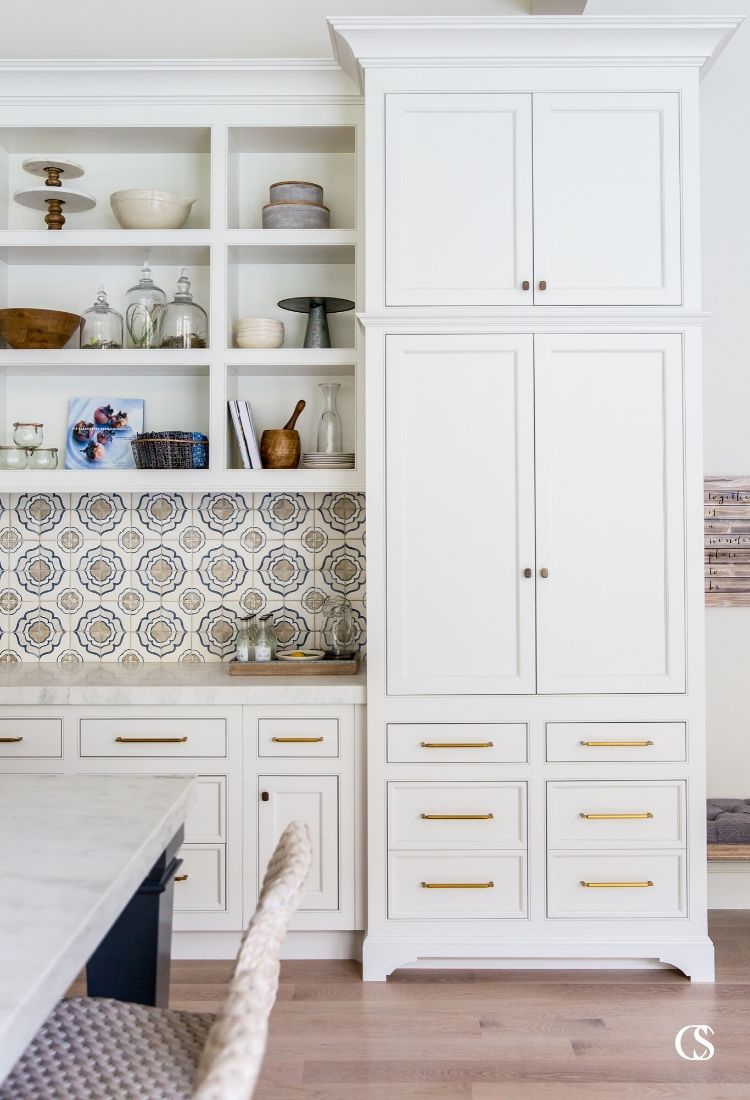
[[388, 852, 527, 919], [258, 774, 340, 912]]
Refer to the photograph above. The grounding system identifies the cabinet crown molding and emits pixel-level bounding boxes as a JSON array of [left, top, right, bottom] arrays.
[[328, 15, 742, 90]]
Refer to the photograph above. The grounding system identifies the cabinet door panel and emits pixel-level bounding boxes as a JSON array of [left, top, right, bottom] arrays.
[[386, 334, 536, 695], [533, 93, 681, 305], [385, 93, 533, 306], [535, 334, 685, 694], [258, 775, 339, 911]]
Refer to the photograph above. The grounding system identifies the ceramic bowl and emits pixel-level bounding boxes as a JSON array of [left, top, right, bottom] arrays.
[[236, 329, 285, 349], [269, 180, 324, 205], [0, 307, 82, 349], [262, 201, 330, 229], [110, 189, 196, 230]]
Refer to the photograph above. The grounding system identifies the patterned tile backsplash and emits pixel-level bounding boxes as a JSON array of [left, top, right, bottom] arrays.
[[0, 492, 366, 663]]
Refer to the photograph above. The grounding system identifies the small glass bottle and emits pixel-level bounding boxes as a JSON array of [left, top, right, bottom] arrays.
[[160, 267, 207, 349], [124, 260, 166, 349], [235, 618, 252, 663], [13, 422, 43, 449], [253, 615, 277, 663], [316, 382, 343, 454], [81, 286, 123, 349]]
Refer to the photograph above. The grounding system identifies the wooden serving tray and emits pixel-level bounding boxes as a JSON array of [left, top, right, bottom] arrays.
[[228, 657, 359, 677]]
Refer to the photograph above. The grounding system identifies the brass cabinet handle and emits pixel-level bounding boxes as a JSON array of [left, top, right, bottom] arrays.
[[580, 812, 654, 820], [0, 736, 23, 743], [540, 567, 549, 578], [580, 740, 654, 747], [581, 880, 654, 888], [420, 813, 494, 821], [521, 279, 530, 291], [115, 736, 188, 744], [421, 881, 495, 889], [420, 741, 494, 749], [174, 874, 188, 882], [523, 567, 532, 578], [538, 279, 547, 291], [271, 736, 324, 743]]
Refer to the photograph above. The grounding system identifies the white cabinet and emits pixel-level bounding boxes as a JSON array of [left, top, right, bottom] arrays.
[[535, 333, 686, 694], [384, 90, 681, 308], [385, 93, 533, 306], [532, 93, 682, 305], [385, 333, 536, 695]]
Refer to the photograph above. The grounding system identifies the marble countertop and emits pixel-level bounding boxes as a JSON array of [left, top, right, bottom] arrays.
[[0, 774, 195, 1083], [0, 662, 367, 706]]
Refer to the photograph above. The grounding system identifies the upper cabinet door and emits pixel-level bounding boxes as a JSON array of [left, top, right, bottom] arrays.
[[386, 334, 536, 695], [532, 93, 682, 306], [535, 334, 686, 695], [385, 93, 533, 307]]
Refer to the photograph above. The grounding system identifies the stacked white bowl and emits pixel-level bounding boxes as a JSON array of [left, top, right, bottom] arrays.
[[235, 317, 285, 349]]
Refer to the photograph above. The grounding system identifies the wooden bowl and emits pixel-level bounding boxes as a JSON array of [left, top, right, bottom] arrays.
[[260, 429, 301, 469], [0, 308, 82, 349]]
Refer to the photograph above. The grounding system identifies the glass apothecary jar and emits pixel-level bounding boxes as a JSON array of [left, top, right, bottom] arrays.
[[160, 268, 207, 349], [124, 261, 166, 349], [253, 616, 277, 663], [235, 616, 258, 663], [26, 447, 58, 470], [81, 286, 123, 349], [0, 446, 26, 470], [13, 422, 43, 449]]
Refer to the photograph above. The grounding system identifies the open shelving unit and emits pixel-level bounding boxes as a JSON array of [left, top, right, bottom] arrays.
[[0, 101, 363, 492]]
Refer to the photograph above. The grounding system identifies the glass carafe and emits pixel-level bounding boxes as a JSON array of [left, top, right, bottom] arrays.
[[81, 286, 123, 349], [160, 267, 207, 349], [322, 595, 357, 659], [316, 382, 343, 454], [124, 260, 166, 349]]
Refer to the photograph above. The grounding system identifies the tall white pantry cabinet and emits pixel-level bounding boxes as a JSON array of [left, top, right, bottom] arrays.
[[329, 16, 742, 980]]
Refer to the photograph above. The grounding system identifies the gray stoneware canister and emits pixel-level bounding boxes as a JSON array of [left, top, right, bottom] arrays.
[[269, 180, 324, 204], [262, 201, 330, 229]]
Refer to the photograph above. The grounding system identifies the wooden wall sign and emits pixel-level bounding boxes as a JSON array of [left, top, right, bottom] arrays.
[[705, 476, 750, 605]]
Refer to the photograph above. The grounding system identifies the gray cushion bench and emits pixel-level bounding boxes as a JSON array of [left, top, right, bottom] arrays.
[[707, 799, 750, 860]]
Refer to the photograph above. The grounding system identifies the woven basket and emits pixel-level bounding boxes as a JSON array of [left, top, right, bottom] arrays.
[[131, 431, 209, 470]]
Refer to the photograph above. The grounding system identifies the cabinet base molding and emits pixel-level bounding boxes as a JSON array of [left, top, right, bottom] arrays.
[[361, 937, 715, 983], [173, 930, 364, 961]]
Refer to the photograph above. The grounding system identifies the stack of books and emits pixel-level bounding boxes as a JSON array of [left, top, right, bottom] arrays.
[[228, 400, 262, 468]]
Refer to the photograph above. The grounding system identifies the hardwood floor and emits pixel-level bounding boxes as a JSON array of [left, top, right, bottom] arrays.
[[165, 911, 750, 1099]]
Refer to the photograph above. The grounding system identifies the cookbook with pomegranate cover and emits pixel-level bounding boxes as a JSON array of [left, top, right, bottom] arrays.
[[65, 397, 144, 469]]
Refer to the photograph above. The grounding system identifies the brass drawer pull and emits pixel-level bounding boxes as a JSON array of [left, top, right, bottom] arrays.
[[0, 736, 23, 743], [421, 813, 494, 821], [580, 812, 654, 820], [420, 741, 494, 749], [580, 740, 654, 747], [175, 874, 189, 882], [115, 736, 188, 744], [421, 881, 495, 889], [271, 736, 324, 743], [581, 880, 654, 888]]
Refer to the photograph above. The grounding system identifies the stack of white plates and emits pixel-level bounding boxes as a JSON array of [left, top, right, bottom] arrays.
[[302, 452, 355, 469], [235, 317, 284, 349]]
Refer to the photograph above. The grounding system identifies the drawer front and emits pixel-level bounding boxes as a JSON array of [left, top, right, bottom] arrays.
[[547, 781, 686, 848], [546, 723, 687, 763], [388, 782, 526, 849], [79, 718, 226, 757], [185, 776, 226, 844], [547, 852, 686, 919], [388, 852, 526, 919], [0, 718, 62, 758], [387, 724, 528, 764], [174, 844, 226, 912], [258, 717, 339, 758]]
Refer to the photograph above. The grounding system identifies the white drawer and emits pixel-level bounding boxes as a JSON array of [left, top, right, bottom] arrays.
[[546, 723, 687, 763], [547, 852, 686, 919], [0, 718, 62, 758], [388, 852, 526, 919], [258, 717, 339, 758], [387, 724, 527, 763], [174, 844, 226, 912], [547, 781, 686, 849], [185, 776, 226, 843], [388, 782, 526, 849], [79, 718, 226, 757]]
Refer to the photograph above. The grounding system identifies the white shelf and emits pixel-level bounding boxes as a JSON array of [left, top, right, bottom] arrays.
[[0, 467, 363, 494], [225, 229, 357, 248], [0, 349, 210, 373], [226, 348, 356, 370]]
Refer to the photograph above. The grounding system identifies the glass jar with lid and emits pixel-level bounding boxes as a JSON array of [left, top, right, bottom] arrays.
[[26, 447, 58, 470], [252, 616, 277, 663], [13, 422, 43, 449], [160, 268, 207, 349], [81, 286, 123, 349], [0, 446, 27, 471], [124, 260, 166, 349]]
